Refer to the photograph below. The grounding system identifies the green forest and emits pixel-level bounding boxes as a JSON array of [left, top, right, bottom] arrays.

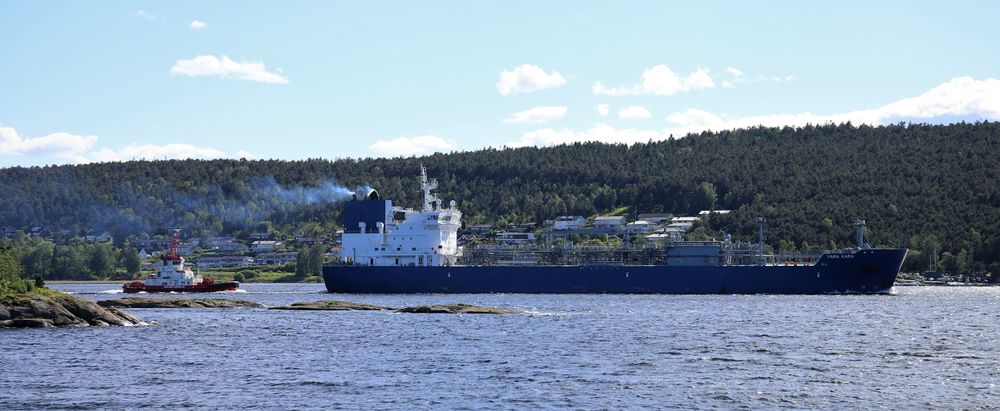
[[1, 122, 999, 280]]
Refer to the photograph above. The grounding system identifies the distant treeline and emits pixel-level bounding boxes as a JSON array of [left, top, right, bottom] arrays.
[[1, 122, 999, 279]]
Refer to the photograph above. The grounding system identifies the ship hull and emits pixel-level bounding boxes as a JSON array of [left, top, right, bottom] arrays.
[[323, 249, 906, 294], [122, 281, 240, 294]]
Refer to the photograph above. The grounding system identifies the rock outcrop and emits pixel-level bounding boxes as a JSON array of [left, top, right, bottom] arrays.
[[0, 293, 145, 328], [396, 303, 523, 314], [98, 297, 264, 309], [269, 300, 393, 311]]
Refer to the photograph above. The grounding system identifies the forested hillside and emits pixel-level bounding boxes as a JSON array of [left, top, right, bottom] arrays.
[[2, 122, 999, 277]]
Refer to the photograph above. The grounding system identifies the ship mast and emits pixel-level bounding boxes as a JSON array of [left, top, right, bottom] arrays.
[[757, 216, 766, 265], [854, 219, 871, 250], [164, 228, 180, 261], [420, 164, 439, 212]]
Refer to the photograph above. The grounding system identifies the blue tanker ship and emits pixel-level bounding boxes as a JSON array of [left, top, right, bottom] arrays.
[[323, 168, 906, 294]]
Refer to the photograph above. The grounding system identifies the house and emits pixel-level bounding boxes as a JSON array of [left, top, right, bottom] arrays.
[[84, 231, 112, 242], [176, 242, 197, 256], [255, 252, 298, 265], [552, 216, 586, 230], [637, 213, 674, 224], [698, 209, 732, 216], [249, 232, 274, 241], [251, 240, 283, 253], [28, 226, 51, 238], [204, 237, 238, 247], [0, 227, 17, 238], [497, 232, 536, 244], [458, 235, 481, 245], [666, 222, 694, 232], [671, 216, 700, 224], [626, 220, 656, 233], [293, 236, 320, 246], [212, 242, 248, 254], [131, 239, 169, 252], [466, 224, 494, 234], [594, 216, 626, 228], [197, 256, 254, 268]]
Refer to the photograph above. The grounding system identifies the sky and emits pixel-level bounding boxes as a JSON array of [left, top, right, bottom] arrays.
[[1, 1, 999, 167]]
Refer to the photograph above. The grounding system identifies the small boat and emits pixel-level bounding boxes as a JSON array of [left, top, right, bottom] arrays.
[[123, 230, 239, 293]]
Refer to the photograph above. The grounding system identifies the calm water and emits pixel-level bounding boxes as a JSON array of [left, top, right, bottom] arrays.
[[2, 284, 999, 409]]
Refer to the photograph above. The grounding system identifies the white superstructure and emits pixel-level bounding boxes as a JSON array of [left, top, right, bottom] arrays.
[[339, 166, 462, 267], [143, 254, 204, 287]]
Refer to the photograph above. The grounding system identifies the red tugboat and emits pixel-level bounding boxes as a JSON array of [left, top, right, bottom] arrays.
[[123, 230, 240, 293]]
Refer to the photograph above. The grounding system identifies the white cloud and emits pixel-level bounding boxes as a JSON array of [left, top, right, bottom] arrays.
[[89, 144, 228, 162], [619, 106, 652, 120], [593, 65, 715, 96], [0, 124, 252, 165], [725, 67, 743, 77], [135, 10, 154, 19], [506, 77, 1000, 147], [505, 124, 665, 148], [190, 20, 208, 30], [503, 106, 568, 124], [596, 103, 609, 117], [369, 135, 457, 156], [170, 55, 289, 84], [664, 109, 724, 127], [496, 64, 566, 96], [0, 126, 98, 161]]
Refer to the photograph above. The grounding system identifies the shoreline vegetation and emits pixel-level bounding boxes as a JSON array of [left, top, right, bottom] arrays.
[[2, 123, 1000, 284], [2, 243, 146, 328]]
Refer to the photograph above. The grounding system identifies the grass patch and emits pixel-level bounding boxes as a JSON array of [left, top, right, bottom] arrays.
[[199, 269, 321, 283]]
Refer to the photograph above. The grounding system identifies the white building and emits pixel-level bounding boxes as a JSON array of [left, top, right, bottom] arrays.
[[637, 213, 674, 224], [255, 252, 298, 265], [594, 216, 626, 228], [251, 240, 283, 253], [671, 216, 700, 224], [552, 216, 586, 230], [197, 255, 253, 268], [626, 220, 656, 233], [497, 232, 536, 244], [698, 209, 732, 216]]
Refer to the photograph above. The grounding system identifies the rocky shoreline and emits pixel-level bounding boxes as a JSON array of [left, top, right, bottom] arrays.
[[2, 295, 523, 329], [1, 293, 146, 328], [270, 300, 525, 314], [98, 298, 264, 309]]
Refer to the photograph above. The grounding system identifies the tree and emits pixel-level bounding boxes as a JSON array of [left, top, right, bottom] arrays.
[[0, 242, 32, 295], [124, 247, 141, 275], [88, 243, 117, 279]]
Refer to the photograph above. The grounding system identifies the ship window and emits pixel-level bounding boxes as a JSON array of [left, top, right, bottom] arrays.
[[395, 258, 399, 265], [397, 247, 401, 251], [412, 247, 416, 251]]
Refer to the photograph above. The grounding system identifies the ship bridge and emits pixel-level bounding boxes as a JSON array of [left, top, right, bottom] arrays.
[[339, 166, 462, 267]]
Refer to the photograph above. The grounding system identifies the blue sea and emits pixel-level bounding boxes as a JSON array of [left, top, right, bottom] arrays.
[[3, 284, 999, 409]]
